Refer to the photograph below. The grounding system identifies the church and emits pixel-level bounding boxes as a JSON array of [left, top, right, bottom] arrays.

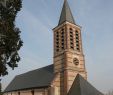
[[4, 0, 103, 95]]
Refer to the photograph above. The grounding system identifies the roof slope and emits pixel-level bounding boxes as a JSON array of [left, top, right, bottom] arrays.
[[68, 74, 103, 95], [4, 64, 54, 92], [58, 0, 75, 25]]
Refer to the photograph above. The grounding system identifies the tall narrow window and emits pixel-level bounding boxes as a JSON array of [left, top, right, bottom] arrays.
[[70, 28, 74, 49], [18, 92, 20, 95], [75, 30, 80, 51], [56, 31, 59, 52], [61, 29, 64, 50], [31, 90, 34, 95]]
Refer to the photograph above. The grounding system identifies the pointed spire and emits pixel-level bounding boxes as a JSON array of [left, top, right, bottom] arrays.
[[58, 0, 75, 25]]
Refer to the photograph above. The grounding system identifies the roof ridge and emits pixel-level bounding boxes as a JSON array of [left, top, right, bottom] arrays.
[[78, 74, 82, 95], [17, 64, 53, 77], [67, 74, 81, 95]]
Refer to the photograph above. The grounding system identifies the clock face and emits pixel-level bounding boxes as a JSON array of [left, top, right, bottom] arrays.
[[73, 58, 79, 65]]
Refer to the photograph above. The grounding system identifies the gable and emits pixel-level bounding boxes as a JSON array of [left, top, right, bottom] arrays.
[[68, 74, 103, 95]]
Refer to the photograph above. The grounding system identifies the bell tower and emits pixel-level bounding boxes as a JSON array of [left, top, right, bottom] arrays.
[[53, 0, 87, 95]]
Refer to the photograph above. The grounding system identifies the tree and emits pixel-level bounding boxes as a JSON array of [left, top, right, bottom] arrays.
[[0, 0, 23, 76]]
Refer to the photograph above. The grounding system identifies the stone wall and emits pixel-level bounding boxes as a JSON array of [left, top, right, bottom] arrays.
[[4, 88, 49, 95]]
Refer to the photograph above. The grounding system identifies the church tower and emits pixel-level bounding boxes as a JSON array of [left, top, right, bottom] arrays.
[[53, 0, 87, 95]]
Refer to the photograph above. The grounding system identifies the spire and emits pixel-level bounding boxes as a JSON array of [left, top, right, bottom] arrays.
[[58, 0, 75, 25]]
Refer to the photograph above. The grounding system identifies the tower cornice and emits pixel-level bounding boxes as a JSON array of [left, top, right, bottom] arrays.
[[53, 22, 81, 31]]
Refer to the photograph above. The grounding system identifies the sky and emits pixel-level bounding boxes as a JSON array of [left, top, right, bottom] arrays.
[[1, 0, 113, 93]]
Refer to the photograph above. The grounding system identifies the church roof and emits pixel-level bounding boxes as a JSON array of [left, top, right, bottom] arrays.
[[58, 0, 75, 25], [68, 74, 103, 95], [4, 64, 54, 92], [4, 66, 104, 95]]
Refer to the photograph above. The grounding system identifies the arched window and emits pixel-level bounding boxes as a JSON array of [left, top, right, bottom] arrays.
[[70, 28, 73, 31]]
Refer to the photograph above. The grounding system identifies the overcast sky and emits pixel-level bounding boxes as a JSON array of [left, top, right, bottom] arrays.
[[1, 0, 113, 93]]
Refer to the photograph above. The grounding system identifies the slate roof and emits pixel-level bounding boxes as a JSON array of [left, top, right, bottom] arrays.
[[4, 64, 54, 92], [58, 0, 75, 25], [4, 66, 104, 95], [68, 74, 103, 95]]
